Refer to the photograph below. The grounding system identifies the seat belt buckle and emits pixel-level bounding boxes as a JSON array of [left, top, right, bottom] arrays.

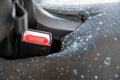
[[17, 29, 52, 57], [22, 30, 51, 45]]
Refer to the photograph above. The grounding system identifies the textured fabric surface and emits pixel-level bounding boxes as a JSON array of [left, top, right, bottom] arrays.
[[0, 2, 120, 80]]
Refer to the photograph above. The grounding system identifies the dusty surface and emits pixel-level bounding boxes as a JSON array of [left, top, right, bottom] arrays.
[[0, 1, 120, 80]]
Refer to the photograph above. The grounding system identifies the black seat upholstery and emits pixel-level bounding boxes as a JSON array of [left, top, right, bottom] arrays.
[[0, 0, 13, 42], [0, 1, 120, 80]]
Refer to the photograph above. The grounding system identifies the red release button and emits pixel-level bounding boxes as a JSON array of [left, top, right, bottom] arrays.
[[22, 30, 51, 45]]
